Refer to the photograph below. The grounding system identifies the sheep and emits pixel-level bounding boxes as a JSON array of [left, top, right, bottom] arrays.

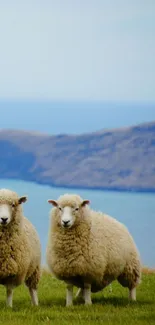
[[0, 188, 41, 307], [46, 193, 141, 306]]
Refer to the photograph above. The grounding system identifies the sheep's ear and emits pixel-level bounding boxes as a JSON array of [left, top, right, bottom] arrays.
[[48, 199, 58, 207], [81, 200, 90, 207], [18, 196, 27, 204]]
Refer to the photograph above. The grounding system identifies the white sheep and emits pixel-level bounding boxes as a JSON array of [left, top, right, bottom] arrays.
[[46, 194, 141, 306], [0, 188, 41, 307]]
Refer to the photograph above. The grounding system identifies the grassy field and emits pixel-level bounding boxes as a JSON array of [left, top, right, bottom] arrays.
[[0, 271, 154, 325]]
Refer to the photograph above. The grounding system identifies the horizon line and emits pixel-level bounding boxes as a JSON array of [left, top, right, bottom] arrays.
[[0, 99, 155, 104]]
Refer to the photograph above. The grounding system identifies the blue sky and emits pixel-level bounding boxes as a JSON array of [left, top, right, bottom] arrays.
[[0, 0, 155, 102], [0, 101, 155, 134]]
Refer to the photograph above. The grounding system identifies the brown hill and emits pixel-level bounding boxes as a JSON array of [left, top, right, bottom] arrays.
[[0, 121, 155, 192]]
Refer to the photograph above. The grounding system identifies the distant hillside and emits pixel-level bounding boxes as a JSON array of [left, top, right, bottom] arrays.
[[0, 121, 155, 192]]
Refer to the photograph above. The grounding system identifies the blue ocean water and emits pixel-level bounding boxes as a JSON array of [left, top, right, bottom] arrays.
[[0, 179, 154, 268]]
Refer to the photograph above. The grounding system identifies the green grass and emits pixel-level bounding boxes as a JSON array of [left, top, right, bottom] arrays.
[[0, 272, 155, 325]]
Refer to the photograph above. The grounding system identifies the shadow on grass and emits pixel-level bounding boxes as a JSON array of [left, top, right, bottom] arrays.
[[36, 295, 153, 309], [92, 296, 153, 307], [40, 296, 65, 308], [65, 292, 153, 308], [0, 295, 153, 312]]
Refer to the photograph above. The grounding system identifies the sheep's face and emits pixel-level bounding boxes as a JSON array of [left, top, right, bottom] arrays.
[[0, 196, 27, 226], [59, 206, 76, 228], [48, 198, 90, 229]]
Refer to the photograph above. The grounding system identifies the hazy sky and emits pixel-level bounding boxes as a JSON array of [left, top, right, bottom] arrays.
[[0, 101, 155, 134], [0, 0, 155, 102]]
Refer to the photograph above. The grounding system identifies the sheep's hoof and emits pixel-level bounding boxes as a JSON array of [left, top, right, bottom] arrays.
[[66, 302, 73, 307], [7, 304, 13, 308], [85, 300, 92, 306]]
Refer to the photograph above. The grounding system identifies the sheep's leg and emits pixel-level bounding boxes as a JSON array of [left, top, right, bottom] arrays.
[[75, 288, 84, 299], [29, 288, 38, 306], [25, 267, 40, 306], [83, 283, 92, 305], [6, 286, 13, 308], [129, 287, 136, 301], [66, 284, 73, 306]]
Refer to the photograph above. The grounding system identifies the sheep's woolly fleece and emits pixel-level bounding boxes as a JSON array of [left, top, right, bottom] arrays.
[[47, 194, 141, 292], [0, 188, 41, 289]]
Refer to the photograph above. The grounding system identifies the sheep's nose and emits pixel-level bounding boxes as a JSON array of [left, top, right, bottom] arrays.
[[1, 217, 8, 224], [63, 220, 70, 227]]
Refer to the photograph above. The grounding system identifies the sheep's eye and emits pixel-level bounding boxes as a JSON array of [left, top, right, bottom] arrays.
[[58, 206, 62, 211], [75, 207, 79, 211], [12, 203, 15, 208]]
